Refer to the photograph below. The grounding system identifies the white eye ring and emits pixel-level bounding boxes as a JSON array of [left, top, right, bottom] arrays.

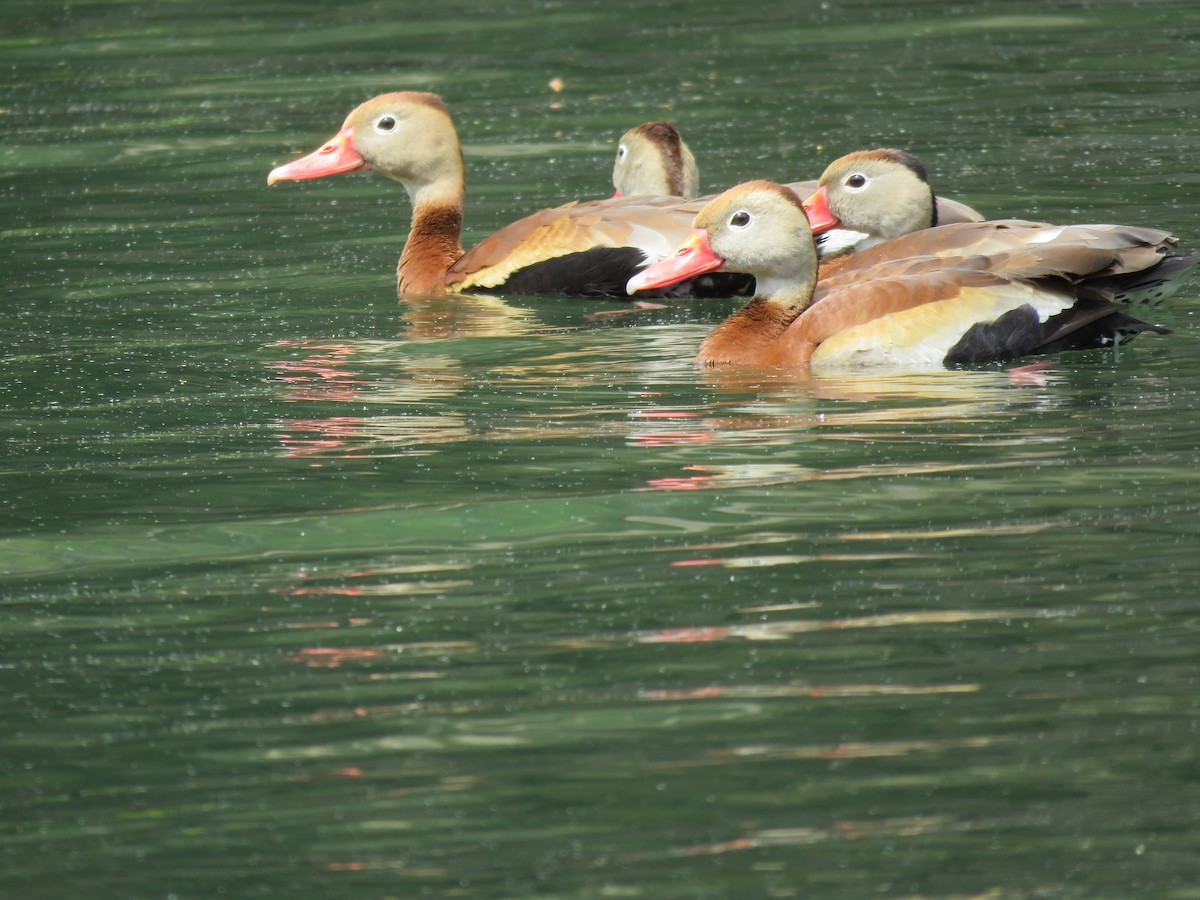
[[728, 210, 751, 229], [374, 115, 398, 134], [844, 173, 869, 191], [617, 144, 627, 161]]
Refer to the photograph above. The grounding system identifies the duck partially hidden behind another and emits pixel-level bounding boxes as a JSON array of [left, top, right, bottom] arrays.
[[628, 180, 1194, 370], [611, 121, 699, 199]]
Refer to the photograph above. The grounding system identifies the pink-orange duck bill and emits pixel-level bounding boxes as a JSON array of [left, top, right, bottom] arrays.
[[800, 185, 841, 234], [626, 229, 725, 293], [268, 128, 367, 184]]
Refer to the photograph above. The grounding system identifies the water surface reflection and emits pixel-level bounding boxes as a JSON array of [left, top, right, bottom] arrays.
[[270, 321, 1069, 468]]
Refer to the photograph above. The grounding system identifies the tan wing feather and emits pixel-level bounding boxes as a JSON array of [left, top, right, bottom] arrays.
[[808, 283, 1074, 369], [827, 221, 1174, 285], [445, 195, 704, 291], [799, 259, 1002, 345]]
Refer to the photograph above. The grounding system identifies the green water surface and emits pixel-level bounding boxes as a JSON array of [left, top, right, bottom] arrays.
[[3, 1, 1200, 897]]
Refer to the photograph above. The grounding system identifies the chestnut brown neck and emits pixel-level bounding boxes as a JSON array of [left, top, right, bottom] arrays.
[[696, 297, 809, 366], [398, 199, 465, 297]]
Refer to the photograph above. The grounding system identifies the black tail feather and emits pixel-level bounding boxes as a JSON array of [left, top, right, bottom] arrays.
[[1081, 253, 1200, 308]]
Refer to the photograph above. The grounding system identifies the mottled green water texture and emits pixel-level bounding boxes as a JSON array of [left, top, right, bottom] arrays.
[[4, 1, 1200, 897]]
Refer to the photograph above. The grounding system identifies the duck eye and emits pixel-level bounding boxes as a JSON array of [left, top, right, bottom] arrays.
[[729, 210, 751, 228], [845, 173, 868, 190], [374, 115, 398, 133]]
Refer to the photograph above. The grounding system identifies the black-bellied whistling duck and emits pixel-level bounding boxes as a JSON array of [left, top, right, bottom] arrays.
[[612, 122, 699, 199], [804, 149, 941, 253], [268, 92, 708, 298], [803, 149, 1198, 305], [803, 148, 987, 268], [627, 180, 1191, 369], [267, 94, 984, 298]]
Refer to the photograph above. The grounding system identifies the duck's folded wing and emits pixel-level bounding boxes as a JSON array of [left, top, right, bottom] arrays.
[[805, 277, 1079, 369], [445, 196, 702, 293], [831, 221, 1176, 281]]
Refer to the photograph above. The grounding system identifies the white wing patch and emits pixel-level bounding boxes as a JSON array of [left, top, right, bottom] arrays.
[[626, 221, 689, 264], [817, 229, 873, 257], [1026, 227, 1064, 244]]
